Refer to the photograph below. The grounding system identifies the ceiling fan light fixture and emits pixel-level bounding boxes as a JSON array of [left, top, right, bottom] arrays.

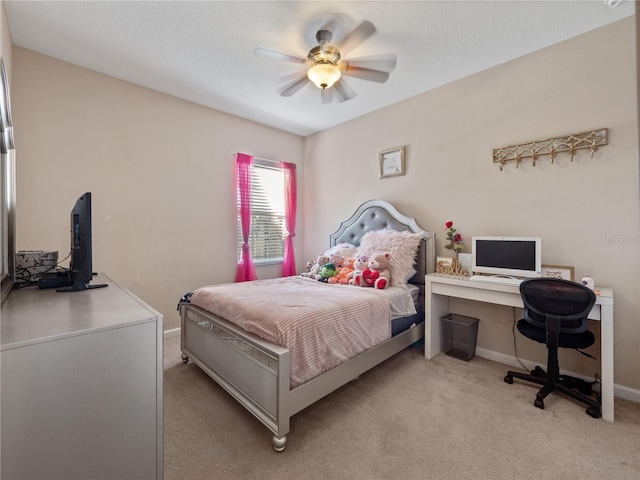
[[307, 63, 341, 90]]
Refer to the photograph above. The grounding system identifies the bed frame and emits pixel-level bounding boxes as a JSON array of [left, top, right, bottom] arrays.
[[180, 199, 435, 451]]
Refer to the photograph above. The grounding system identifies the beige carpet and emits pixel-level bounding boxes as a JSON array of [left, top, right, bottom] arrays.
[[163, 335, 639, 480]]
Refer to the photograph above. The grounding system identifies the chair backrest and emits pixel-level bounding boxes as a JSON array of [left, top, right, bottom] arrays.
[[519, 278, 596, 334]]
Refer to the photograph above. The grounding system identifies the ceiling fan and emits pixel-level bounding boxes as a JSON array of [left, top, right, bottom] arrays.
[[254, 20, 397, 103]]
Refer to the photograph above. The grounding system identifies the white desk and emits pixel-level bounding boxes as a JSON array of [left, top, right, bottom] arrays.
[[424, 274, 614, 422]]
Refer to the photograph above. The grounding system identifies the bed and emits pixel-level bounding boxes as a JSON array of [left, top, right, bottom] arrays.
[[179, 199, 435, 451]]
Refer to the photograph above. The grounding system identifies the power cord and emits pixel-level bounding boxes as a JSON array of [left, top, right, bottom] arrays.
[[14, 250, 72, 288], [576, 348, 598, 360], [592, 374, 602, 398]]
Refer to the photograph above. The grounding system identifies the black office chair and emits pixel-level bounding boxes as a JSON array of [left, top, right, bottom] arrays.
[[504, 278, 601, 418]]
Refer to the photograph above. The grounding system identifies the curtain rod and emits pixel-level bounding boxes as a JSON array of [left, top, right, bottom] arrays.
[[233, 152, 278, 166]]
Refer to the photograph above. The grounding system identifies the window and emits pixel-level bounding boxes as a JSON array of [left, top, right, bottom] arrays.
[[237, 160, 287, 263]]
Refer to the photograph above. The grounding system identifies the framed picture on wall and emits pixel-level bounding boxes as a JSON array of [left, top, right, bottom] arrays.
[[379, 146, 405, 178], [541, 264, 575, 281]]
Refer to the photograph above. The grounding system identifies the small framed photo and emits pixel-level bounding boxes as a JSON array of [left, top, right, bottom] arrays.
[[379, 146, 405, 178], [541, 264, 575, 281]]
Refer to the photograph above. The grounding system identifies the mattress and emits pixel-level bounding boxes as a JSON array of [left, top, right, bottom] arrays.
[[187, 277, 419, 387], [391, 283, 424, 336]]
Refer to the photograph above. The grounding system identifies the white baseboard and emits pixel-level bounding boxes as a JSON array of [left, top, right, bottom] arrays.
[[163, 327, 181, 339], [475, 347, 640, 403], [159, 329, 639, 403], [613, 383, 640, 403]]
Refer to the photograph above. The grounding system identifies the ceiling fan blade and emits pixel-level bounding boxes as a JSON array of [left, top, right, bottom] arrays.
[[333, 79, 357, 103], [342, 65, 390, 83], [321, 87, 333, 104], [338, 20, 376, 56], [344, 54, 397, 72], [280, 75, 310, 97], [254, 47, 306, 64]]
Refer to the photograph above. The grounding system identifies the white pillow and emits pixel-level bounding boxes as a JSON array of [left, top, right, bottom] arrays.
[[323, 242, 357, 259], [358, 230, 423, 286]]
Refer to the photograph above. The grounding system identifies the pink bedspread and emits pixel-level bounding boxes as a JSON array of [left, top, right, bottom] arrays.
[[189, 276, 391, 388]]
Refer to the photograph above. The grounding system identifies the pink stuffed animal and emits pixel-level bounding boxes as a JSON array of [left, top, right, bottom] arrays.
[[349, 255, 370, 286], [329, 253, 345, 269]]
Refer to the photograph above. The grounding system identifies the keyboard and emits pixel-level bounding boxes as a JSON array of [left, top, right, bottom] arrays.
[[468, 275, 523, 286]]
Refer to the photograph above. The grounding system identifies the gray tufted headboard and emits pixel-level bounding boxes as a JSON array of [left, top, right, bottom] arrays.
[[329, 200, 435, 303]]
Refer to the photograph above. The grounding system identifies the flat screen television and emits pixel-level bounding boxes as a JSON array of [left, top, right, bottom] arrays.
[[471, 236, 542, 279], [57, 192, 107, 292]]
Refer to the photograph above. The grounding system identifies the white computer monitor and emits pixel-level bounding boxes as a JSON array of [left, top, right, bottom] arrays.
[[471, 236, 542, 279]]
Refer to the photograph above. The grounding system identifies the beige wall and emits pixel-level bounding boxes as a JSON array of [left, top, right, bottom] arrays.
[[304, 17, 639, 391], [11, 16, 639, 392], [12, 48, 304, 331]]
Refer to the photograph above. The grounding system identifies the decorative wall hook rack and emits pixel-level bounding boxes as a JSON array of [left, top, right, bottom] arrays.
[[493, 128, 608, 171]]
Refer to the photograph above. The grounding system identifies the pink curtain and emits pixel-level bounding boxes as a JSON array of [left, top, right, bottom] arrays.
[[281, 161, 297, 277], [235, 153, 257, 282]]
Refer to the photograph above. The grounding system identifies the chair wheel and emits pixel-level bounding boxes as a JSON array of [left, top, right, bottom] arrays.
[[504, 375, 513, 384], [531, 366, 545, 377], [534, 398, 545, 409], [181, 353, 189, 364], [586, 406, 601, 418]]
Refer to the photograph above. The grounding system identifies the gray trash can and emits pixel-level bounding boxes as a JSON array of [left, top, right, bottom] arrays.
[[441, 314, 479, 361]]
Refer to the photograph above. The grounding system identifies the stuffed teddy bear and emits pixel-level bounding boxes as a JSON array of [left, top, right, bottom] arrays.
[[368, 253, 392, 289], [356, 253, 392, 289], [318, 262, 338, 282], [301, 254, 329, 280], [349, 254, 370, 286], [329, 253, 345, 270], [328, 258, 355, 285], [304, 259, 316, 273]]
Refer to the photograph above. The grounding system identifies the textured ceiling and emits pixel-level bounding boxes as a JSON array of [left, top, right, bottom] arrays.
[[4, 1, 635, 137]]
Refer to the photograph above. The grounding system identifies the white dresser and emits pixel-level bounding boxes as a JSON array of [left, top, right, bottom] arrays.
[[1, 273, 163, 479]]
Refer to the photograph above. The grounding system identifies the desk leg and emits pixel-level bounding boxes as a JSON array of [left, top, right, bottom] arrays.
[[600, 304, 614, 422], [424, 285, 448, 359]]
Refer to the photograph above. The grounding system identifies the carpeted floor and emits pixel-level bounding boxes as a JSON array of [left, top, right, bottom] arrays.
[[163, 335, 639, 480]]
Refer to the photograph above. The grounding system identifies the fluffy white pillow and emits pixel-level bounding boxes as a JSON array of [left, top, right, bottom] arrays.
[[358, 230, 423, 286], [324, 242, 357, 259]]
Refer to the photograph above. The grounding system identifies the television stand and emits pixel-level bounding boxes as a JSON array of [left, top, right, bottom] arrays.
[[1, 273, 163, 478]]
